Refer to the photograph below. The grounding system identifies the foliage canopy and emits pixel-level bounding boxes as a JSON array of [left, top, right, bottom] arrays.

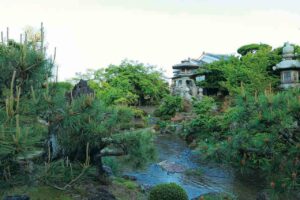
[[74, 60, 169, 106], [198, 44, 281, 96]]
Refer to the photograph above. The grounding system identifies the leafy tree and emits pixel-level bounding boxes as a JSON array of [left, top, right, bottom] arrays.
[[186, 96, 224, 142], [237, 43, 271, 56], [75, 60, 169, 106], [198, 44, 280, 96], [154, 95, 183, 120]]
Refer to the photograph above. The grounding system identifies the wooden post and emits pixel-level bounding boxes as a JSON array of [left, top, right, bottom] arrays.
[[6, 27, 9, 44], [40, 22, 44, 54], [20, 34, 23, 44], [53, 47, 57, 62], [53, 47, 59, 82], [24, 32, 28, 45]]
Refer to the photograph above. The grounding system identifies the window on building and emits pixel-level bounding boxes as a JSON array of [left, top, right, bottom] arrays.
[[282, 71, 292, 83], [177, 80, 182, 86], [196, 75, 205, 82], [293, 71, 299, 82]]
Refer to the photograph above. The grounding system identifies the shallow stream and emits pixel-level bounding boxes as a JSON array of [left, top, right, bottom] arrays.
[[125, 134, 264, 200]]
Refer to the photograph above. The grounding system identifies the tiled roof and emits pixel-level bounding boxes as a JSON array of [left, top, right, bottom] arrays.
[[172, 52, 229, 69]]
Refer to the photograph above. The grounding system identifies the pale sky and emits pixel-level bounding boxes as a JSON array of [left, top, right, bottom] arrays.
[[1, 0, 300, 80]]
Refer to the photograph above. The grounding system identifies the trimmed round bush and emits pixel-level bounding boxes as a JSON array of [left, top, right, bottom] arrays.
[[149, 183, 188, 200]]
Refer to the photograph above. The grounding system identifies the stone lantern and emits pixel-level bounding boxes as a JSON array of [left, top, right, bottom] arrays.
[[170, 53, 229, 100], [171, 58, 200, 100], [273, 42, 300, 88]]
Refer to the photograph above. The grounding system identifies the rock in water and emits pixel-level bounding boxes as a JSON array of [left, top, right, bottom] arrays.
[[158, 160, 186, 173], [122, 174, 137, 181], [3, 195, 30, 200]]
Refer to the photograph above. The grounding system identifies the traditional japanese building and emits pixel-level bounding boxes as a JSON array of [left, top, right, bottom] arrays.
[[171, 52, 228, 100], [273, 42, 300, 88]]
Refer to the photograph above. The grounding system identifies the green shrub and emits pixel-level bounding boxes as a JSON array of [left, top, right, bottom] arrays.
[[74, 60, 169, 106], [154, 95, 183, 120], [149, 183, 188, 200]]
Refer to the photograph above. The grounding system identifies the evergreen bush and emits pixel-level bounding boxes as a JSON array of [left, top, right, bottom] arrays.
[[0, 40, 53, 99], [189, 88, 300, 194], [0, 26, 54, 187], [148, 183, 188, 200]]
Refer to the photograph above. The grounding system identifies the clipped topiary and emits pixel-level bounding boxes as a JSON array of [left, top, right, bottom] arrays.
[[149, 183, 188, 200]]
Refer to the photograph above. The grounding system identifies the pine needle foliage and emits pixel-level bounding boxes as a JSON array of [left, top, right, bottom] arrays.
[[189, 89, 300, 193], [52, 94, 156, 176], [0, 27, 54, 187], [0, 40, 53, 99]]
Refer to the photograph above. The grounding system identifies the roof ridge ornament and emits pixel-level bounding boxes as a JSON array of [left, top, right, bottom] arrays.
[[282, 42, 294, 59]]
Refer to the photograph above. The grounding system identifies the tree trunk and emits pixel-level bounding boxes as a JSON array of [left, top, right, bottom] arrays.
[[95, 155, 110, 185]]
